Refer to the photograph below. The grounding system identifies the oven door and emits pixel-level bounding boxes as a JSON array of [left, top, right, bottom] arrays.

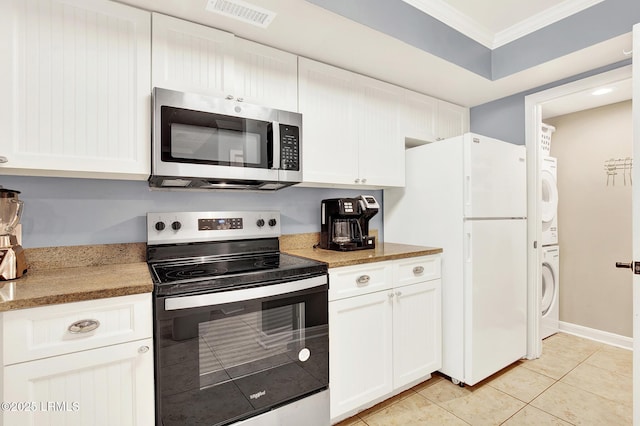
[[154, 275, 329, 426]]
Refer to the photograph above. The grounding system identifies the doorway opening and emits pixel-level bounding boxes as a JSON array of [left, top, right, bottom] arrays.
[[524, 65, 632, 359]]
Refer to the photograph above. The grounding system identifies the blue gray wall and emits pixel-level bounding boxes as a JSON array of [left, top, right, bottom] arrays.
[[0, 175, 382, 248], [470, 59, 632, 145]]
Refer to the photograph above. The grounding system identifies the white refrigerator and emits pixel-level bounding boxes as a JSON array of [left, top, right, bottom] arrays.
[[384, 133, 527, 386]]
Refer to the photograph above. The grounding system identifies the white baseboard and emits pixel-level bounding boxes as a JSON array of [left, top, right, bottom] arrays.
[[558, 321, 632, 350]]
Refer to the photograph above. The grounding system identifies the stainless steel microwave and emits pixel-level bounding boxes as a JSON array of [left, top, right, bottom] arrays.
[[150, 88, 302, 190]]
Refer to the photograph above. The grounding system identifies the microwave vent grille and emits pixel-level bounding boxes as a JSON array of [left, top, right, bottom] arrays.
[[205, 0, 277, 28]]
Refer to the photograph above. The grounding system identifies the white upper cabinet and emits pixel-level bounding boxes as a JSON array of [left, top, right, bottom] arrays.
[[233, 38, 298, 112], [298, 58, 358, 186], [298, 58, 404, 188], [358, 74, 404, 187], [151, 13, 234, 97], [0, 0, 151, 180], [436, 99, 470, 140], [152, 13, 298, 111], [400, 88, 438, 143], [399, 89, 469, 143]]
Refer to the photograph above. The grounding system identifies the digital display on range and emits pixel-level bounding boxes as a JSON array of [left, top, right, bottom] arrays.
[[198, 218, 243, 230]]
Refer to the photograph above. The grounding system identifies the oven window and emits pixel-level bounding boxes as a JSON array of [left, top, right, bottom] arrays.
[[161, 106, 270, 168], [155, 288, 328, 425]]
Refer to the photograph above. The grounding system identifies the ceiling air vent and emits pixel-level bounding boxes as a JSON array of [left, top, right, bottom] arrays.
[[205, 0, 277, 28]]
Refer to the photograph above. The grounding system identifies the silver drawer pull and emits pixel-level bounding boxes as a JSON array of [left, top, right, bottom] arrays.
[[0, 156, 7, 164], [68, 319, 100, 334], [138, 345, 150, 354], [413, 266, 425, 275], [356, 275, 371, 286]]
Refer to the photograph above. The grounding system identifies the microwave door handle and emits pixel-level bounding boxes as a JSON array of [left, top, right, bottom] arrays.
[[272, 122, 280, 170]]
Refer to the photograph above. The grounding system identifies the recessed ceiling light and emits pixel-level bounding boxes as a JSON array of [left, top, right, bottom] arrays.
[[205, 0, 277, 28], [592, 88, 613, 96]]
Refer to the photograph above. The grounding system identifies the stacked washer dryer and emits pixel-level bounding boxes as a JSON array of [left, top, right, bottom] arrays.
[[540, 124, 560, 339]]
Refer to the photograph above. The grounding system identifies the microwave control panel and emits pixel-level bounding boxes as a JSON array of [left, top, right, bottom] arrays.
[[280, 124, 299, 171]]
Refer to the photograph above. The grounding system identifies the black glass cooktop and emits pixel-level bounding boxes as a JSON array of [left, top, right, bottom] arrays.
[[152, 253, 282, 283], [149, 251, 327, 297]]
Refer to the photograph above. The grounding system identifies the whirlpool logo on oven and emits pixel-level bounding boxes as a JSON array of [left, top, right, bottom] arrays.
[[250, 390, 266, 400]]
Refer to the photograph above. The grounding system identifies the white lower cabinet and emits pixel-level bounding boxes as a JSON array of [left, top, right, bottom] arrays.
[[329, 289, 394, 417], [328, 255, 441, 423], [1, 293, 154, 426]]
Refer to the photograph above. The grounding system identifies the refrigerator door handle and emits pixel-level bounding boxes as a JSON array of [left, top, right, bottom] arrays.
[[466, 231, 472, 262]]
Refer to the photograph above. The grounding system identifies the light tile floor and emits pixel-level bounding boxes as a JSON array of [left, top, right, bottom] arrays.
[[335, 333, 632, 425]]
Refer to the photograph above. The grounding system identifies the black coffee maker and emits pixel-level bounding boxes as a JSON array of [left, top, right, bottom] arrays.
[[320, 195, 380, 251]]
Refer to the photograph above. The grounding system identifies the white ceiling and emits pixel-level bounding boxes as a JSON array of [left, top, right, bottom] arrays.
[[117, 0, 632, 108], [542, 78, 632, 119]]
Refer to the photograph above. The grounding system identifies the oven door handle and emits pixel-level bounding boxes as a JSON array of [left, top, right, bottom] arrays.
[[164, 275, 327, 311]]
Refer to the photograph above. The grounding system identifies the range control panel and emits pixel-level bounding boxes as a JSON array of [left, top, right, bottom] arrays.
[[198, 218, 243, 231], [147, 211, 281, 245]]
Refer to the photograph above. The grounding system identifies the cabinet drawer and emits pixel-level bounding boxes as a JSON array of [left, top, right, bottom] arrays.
[[393, 255, 441, 287], [329, 261, 393, 301], [3, 293, 152, 365]]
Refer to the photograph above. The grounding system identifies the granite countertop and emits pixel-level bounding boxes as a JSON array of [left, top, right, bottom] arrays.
[[0, 243, 152, 312], [280, 233, 442, 268], [0, 234, 441, 312]]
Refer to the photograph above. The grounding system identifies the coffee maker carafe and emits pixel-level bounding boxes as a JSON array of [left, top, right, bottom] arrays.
[[0, 188, 27, 280], [320, 195, 380, 251]]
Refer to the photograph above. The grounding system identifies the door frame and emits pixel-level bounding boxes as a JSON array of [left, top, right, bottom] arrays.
[[523, 65, 632, 359]]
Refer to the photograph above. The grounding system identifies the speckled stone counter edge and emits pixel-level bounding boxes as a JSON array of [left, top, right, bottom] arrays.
[[280, 232, 442, 268]]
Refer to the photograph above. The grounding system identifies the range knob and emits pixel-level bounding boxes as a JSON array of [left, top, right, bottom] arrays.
[[256, 219, 265, 228], [155, 221, 166, 231], [171, 221, 182, 231], [268, 218, 277, 227]]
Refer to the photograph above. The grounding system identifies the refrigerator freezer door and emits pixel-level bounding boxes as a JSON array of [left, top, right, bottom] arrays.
[[463, 218, 527, 386], [463, 134, 527, 219]]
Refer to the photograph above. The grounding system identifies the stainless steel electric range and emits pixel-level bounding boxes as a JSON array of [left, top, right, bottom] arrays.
[[147, 211, 329, 426]]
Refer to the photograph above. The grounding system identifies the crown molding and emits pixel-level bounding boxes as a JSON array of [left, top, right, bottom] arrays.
[[402, 0, 494, 48], [493, 0, 605, 48], [402, 0, 604, 49]]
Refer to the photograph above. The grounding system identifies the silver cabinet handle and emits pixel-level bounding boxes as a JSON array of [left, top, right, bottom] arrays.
[[236, 97, 244, 102], [395, 291, 402, 297], [0, 156, 7, 164], [138, 346, 150, 354], [225, 95, 234, 100], [354, 178, 360, 184], [356, 275, 370, 286], [413, 266, 425, 275], [68, 319, 100, 334], [388, 292, 394, 299], [361, 178, 367, 184]]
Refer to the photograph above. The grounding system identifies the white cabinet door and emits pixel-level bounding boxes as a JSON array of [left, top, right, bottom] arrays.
[[152, 15, 298, 111], [329, 290, 393, 420], [233, 38, 298, 111], [357, 75, 403, 187], [3, 338, 155, 426], [437, 100, 470, 140], [0, 0, 151, 179], [392, 280, 442, 388], [400, 88, 438, 143], [299, 58, 404, 188], [152, 12, 234, 97], [298, 58, 358, 186]]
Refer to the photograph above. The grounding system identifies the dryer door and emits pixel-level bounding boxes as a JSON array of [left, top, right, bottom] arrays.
[[541, 263, 557, 317]]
